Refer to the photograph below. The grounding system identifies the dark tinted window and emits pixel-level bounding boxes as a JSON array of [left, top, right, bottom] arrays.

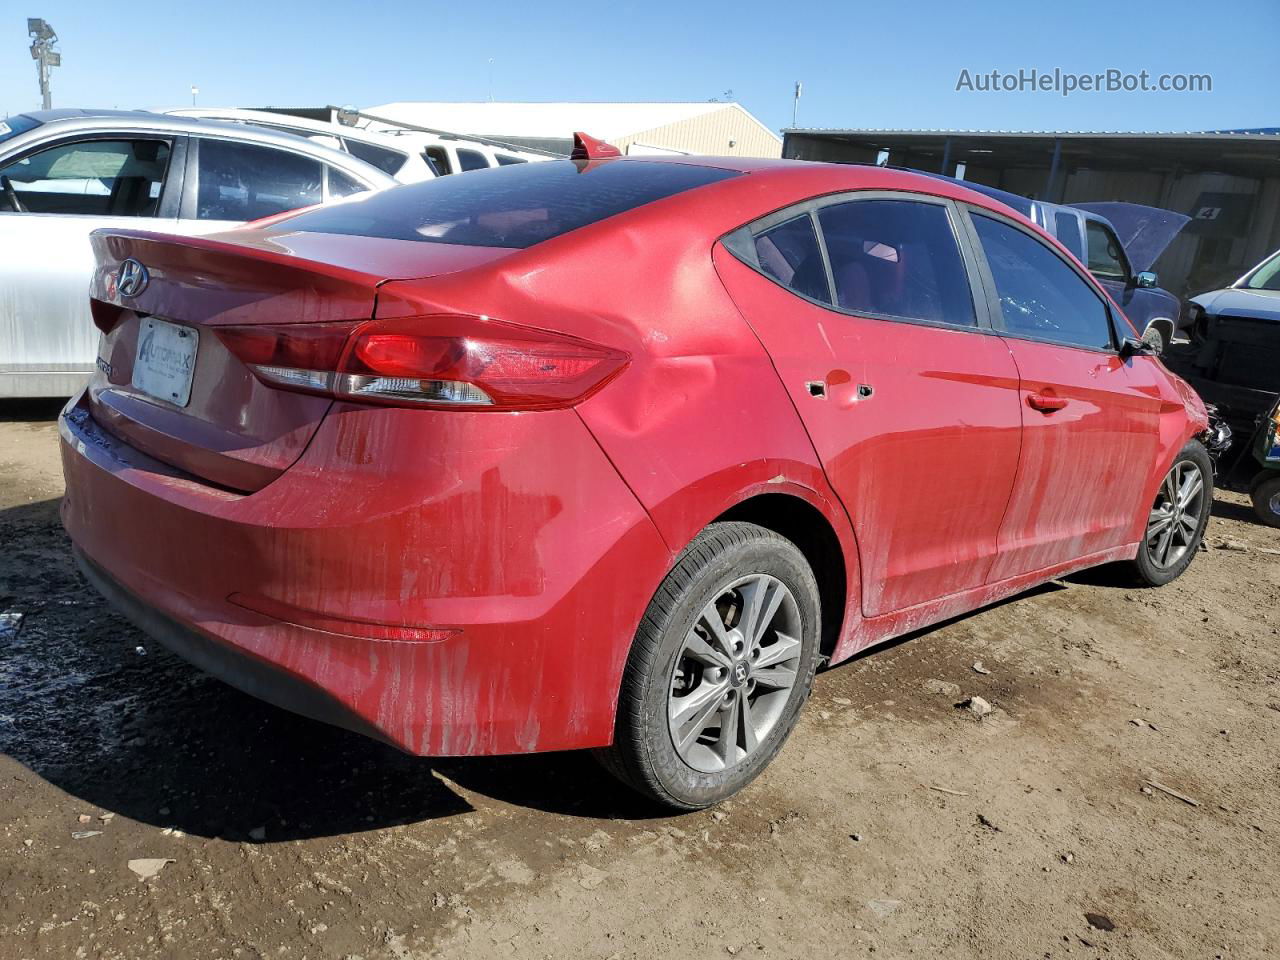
[[1086, 220, 1128, 281], [818, 199, 975, 327], [344, 138, 408, 176], [286, 159, 740, 249], [423, 146, 452, 176], [0, 138, 169, 216], [457, 149, 490, 172], [327, 167, 366, 199], [495, 154, 527, 166], [974, 214, 1114, 350], [1053, 211, 1084, 259], [753, 215, 830, 304], [196, 139, 322, 221]]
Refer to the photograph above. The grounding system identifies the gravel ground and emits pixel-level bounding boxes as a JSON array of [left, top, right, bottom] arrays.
[[1, 399, 1277, 960]]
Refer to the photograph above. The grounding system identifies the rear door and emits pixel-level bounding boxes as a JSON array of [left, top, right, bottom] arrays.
[[0, 133, 181, 390], [715, 192, 1024, 616], [963, 207, 1163, 580]]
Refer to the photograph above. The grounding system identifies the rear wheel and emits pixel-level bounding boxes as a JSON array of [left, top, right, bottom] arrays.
[[1250, 475, 1280, 528], [598, 522, 821, 809], [1130, 440, 1212, 586]]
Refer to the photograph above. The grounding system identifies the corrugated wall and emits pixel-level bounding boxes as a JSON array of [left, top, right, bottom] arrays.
[[613, 105, 782, 158]]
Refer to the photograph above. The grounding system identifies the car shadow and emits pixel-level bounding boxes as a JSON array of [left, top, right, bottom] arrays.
[[0, 496, 666, 839], [3, 485, 1176, 836]]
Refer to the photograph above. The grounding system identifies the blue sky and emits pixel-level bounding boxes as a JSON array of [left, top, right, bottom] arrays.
[[3, 0, 1274, 134]]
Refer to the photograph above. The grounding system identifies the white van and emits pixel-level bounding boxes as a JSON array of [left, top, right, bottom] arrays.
[[168, 108, 438, 182]]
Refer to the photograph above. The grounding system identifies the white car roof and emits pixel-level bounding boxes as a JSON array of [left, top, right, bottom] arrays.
[[1, 109, 397, 187]]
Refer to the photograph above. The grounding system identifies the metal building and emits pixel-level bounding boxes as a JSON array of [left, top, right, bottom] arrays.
[[783, 128, 1280, 296], [364, 101, 783, 158]]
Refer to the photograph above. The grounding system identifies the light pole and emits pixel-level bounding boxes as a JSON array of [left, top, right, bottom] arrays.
[[28, 18, 60, 111], [791, 81, 802, 129]]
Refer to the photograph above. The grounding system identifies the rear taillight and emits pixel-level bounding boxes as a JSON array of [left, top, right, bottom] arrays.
[[214, 315, 628, 411]]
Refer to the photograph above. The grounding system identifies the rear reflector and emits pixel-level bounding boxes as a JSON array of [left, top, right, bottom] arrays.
[[229, 592, 459, 643], [214, 314, 628, 411]]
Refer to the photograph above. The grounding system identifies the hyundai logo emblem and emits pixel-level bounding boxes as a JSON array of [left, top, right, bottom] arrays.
[[116, 258, 149, 298]]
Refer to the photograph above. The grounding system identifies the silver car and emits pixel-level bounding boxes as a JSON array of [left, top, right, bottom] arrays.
[[0, 109, 396, 397]]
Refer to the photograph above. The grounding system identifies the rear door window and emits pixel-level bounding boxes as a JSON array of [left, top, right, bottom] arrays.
[[752, 215, 831, 304], [457, 149, 491, 172], [285, 159, 740, 248], [196, 139, 322, 221], [0, 138, 171, 216], [973, 213, 1115, 350], [1085, 220, 1128, 281], [817, 198, 976, 327]]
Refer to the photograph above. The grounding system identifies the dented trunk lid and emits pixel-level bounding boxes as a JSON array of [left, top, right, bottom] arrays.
[[87, 227, 513, 492]]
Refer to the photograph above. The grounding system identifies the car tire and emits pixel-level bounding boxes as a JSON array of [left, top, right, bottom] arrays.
[[1142, 323, 1169, 356], [598, 521, 822, 810], [1250, 475, 1280, 528], [1129, 439, 1213, 586]]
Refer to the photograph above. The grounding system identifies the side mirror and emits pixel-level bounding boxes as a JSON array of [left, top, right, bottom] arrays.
[[1135, 271, 1159, 289], [1119, 336, 1155, 358]]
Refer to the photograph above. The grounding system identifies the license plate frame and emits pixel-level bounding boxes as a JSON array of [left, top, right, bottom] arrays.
[[132, 317, 198, 407]]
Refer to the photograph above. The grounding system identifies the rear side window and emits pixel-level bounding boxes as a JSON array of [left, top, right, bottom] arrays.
[[457, 149, 490, 172], [327, 167, 366, 199], [196, 139, 322, 221], [818, 199, 975, 327], [1086, 220, 1128, 281], [343, 138, 408, 177], [423, 146, 453, 176], [1053, 211, 1084, 260], [495, 154, 527, 166], [285, 159, 740, 249], [974, 214, 1115, 350], [753, 215, 831, 304]]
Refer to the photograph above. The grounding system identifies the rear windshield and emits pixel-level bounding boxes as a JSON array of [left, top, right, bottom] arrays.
[[0, 114, 42, 144], [283, 159, 740, 248]]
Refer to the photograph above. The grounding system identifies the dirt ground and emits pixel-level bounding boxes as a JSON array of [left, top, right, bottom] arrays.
[[1, 398, 1277, 960]]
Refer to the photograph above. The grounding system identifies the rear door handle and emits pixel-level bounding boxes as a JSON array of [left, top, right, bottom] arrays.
[[1026, 392, 1068, 413]]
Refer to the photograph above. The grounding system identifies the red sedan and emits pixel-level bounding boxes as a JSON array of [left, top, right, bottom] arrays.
[[60, 149, 1212, 809]]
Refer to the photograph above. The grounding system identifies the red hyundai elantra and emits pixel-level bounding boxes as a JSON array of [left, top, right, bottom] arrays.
[[60, 147, 1211, 808]]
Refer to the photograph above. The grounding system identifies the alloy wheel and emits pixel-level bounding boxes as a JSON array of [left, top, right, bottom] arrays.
[[667, 574, 803, 773], [1146, 460, 1206, 568]]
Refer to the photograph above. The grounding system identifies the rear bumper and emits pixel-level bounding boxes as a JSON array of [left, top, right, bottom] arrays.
[[73, 547, 393, 746], [60, 391, 671, 756]]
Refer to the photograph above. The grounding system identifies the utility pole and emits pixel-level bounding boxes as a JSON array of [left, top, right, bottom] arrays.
[[791, 81, 802, 128], [28, 18, 60, 111], [191, 85, 199, 106]]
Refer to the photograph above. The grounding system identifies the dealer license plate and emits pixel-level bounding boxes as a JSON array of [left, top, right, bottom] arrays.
[[132, 318, 198, 407]]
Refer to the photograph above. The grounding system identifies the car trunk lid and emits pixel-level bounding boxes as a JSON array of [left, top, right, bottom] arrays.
[[87, 228, 512, 491]]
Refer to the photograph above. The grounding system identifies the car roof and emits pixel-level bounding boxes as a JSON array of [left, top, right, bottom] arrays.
[[164, 108, 413, 151], [3, 109, 397, 185]]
